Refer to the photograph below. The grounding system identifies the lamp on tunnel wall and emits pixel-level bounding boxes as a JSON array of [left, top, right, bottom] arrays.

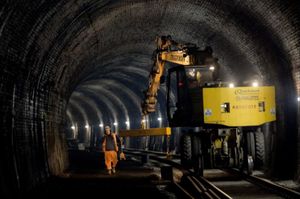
[[98, 123, 104, 137], [125, 121, 130, 129], [297, 97, 300, 102], [71, 124, 78, 139], [157, 117, 162, 128], [85, 124, 91, 147], [71, 125, 75, 139], [113, 122, 118, 133]]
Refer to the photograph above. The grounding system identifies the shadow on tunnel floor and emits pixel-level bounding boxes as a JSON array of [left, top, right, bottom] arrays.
[[24, 150, 173, 199]]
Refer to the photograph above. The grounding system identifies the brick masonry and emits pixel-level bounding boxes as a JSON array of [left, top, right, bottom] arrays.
[[0, 0, 299, 196]]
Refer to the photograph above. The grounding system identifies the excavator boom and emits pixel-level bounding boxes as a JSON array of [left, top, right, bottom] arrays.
[[141, 35, 218, 119]]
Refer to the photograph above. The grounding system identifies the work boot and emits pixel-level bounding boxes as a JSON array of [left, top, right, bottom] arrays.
[[107, 169, 112, 175], [112, 167, 116, 174]]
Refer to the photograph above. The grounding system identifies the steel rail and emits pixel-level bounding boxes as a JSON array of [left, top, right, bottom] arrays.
[[124, 149, 232, 199]]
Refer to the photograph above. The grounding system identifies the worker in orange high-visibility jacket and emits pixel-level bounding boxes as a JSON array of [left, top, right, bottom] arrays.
[[102, 125, 118, 175]]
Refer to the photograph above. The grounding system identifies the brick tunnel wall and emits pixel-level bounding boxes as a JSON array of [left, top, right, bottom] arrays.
[[0, 1, 70, 196], [0, 0, 299, 196]]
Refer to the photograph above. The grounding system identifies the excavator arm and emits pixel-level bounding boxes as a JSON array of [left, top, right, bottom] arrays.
[[141, 36, 219, 122]]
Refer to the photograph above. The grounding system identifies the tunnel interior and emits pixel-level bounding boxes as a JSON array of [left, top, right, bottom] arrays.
[[0, 0, 299, 196]]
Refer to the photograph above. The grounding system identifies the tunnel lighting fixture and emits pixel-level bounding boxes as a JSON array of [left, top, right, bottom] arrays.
[[99, 124, 103, 127], [85, 125, 89, 129], [297, 97, 300, 102], [252, 81, 259, 87], [71, 126, 75, 130], [113, 122, 118, 126], [157, 117, 162, 121], [229, 83, 235, 88], [125, 121, 130, 125], [209, 66, 215, 71]]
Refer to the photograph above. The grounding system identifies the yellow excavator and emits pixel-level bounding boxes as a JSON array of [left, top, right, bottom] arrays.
[[120, 35, 276, 175]]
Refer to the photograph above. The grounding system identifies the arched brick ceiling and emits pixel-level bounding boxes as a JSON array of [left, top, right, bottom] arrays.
[[41, 0, 298, 130], [0, 0, 299, 190]]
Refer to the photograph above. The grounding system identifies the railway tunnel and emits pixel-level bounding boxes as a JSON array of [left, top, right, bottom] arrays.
[[0, 0, 300, 198]]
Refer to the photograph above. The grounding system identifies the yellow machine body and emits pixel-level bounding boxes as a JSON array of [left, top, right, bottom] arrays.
[[203, 86, 276, 126]]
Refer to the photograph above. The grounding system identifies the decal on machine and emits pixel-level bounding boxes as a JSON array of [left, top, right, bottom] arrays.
[[204, 109, 212, 116]]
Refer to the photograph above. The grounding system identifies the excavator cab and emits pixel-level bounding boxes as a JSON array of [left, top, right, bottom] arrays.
[[167, 65, 215, 127]]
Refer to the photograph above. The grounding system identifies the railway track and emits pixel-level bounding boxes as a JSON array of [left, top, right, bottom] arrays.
[[221, 168, 300, 199], [124, 149, 231, 199], [123, 149, 300, 199]]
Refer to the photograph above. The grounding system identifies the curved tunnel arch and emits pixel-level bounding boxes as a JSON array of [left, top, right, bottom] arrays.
[[75, 87, 130, 128], [80, 64, 177, 106], [0, 1, 299, 195], [58, 1, 268, 80], [78, 77, 166, 128], [68, 99, 90, 126], [79, 81, 142, 122], [68, 93, 105, 127], [66, 109, 74, 126], [77, 71, 173, 124], [77, 89, 119, 126], [71, 93, 115, 127]]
